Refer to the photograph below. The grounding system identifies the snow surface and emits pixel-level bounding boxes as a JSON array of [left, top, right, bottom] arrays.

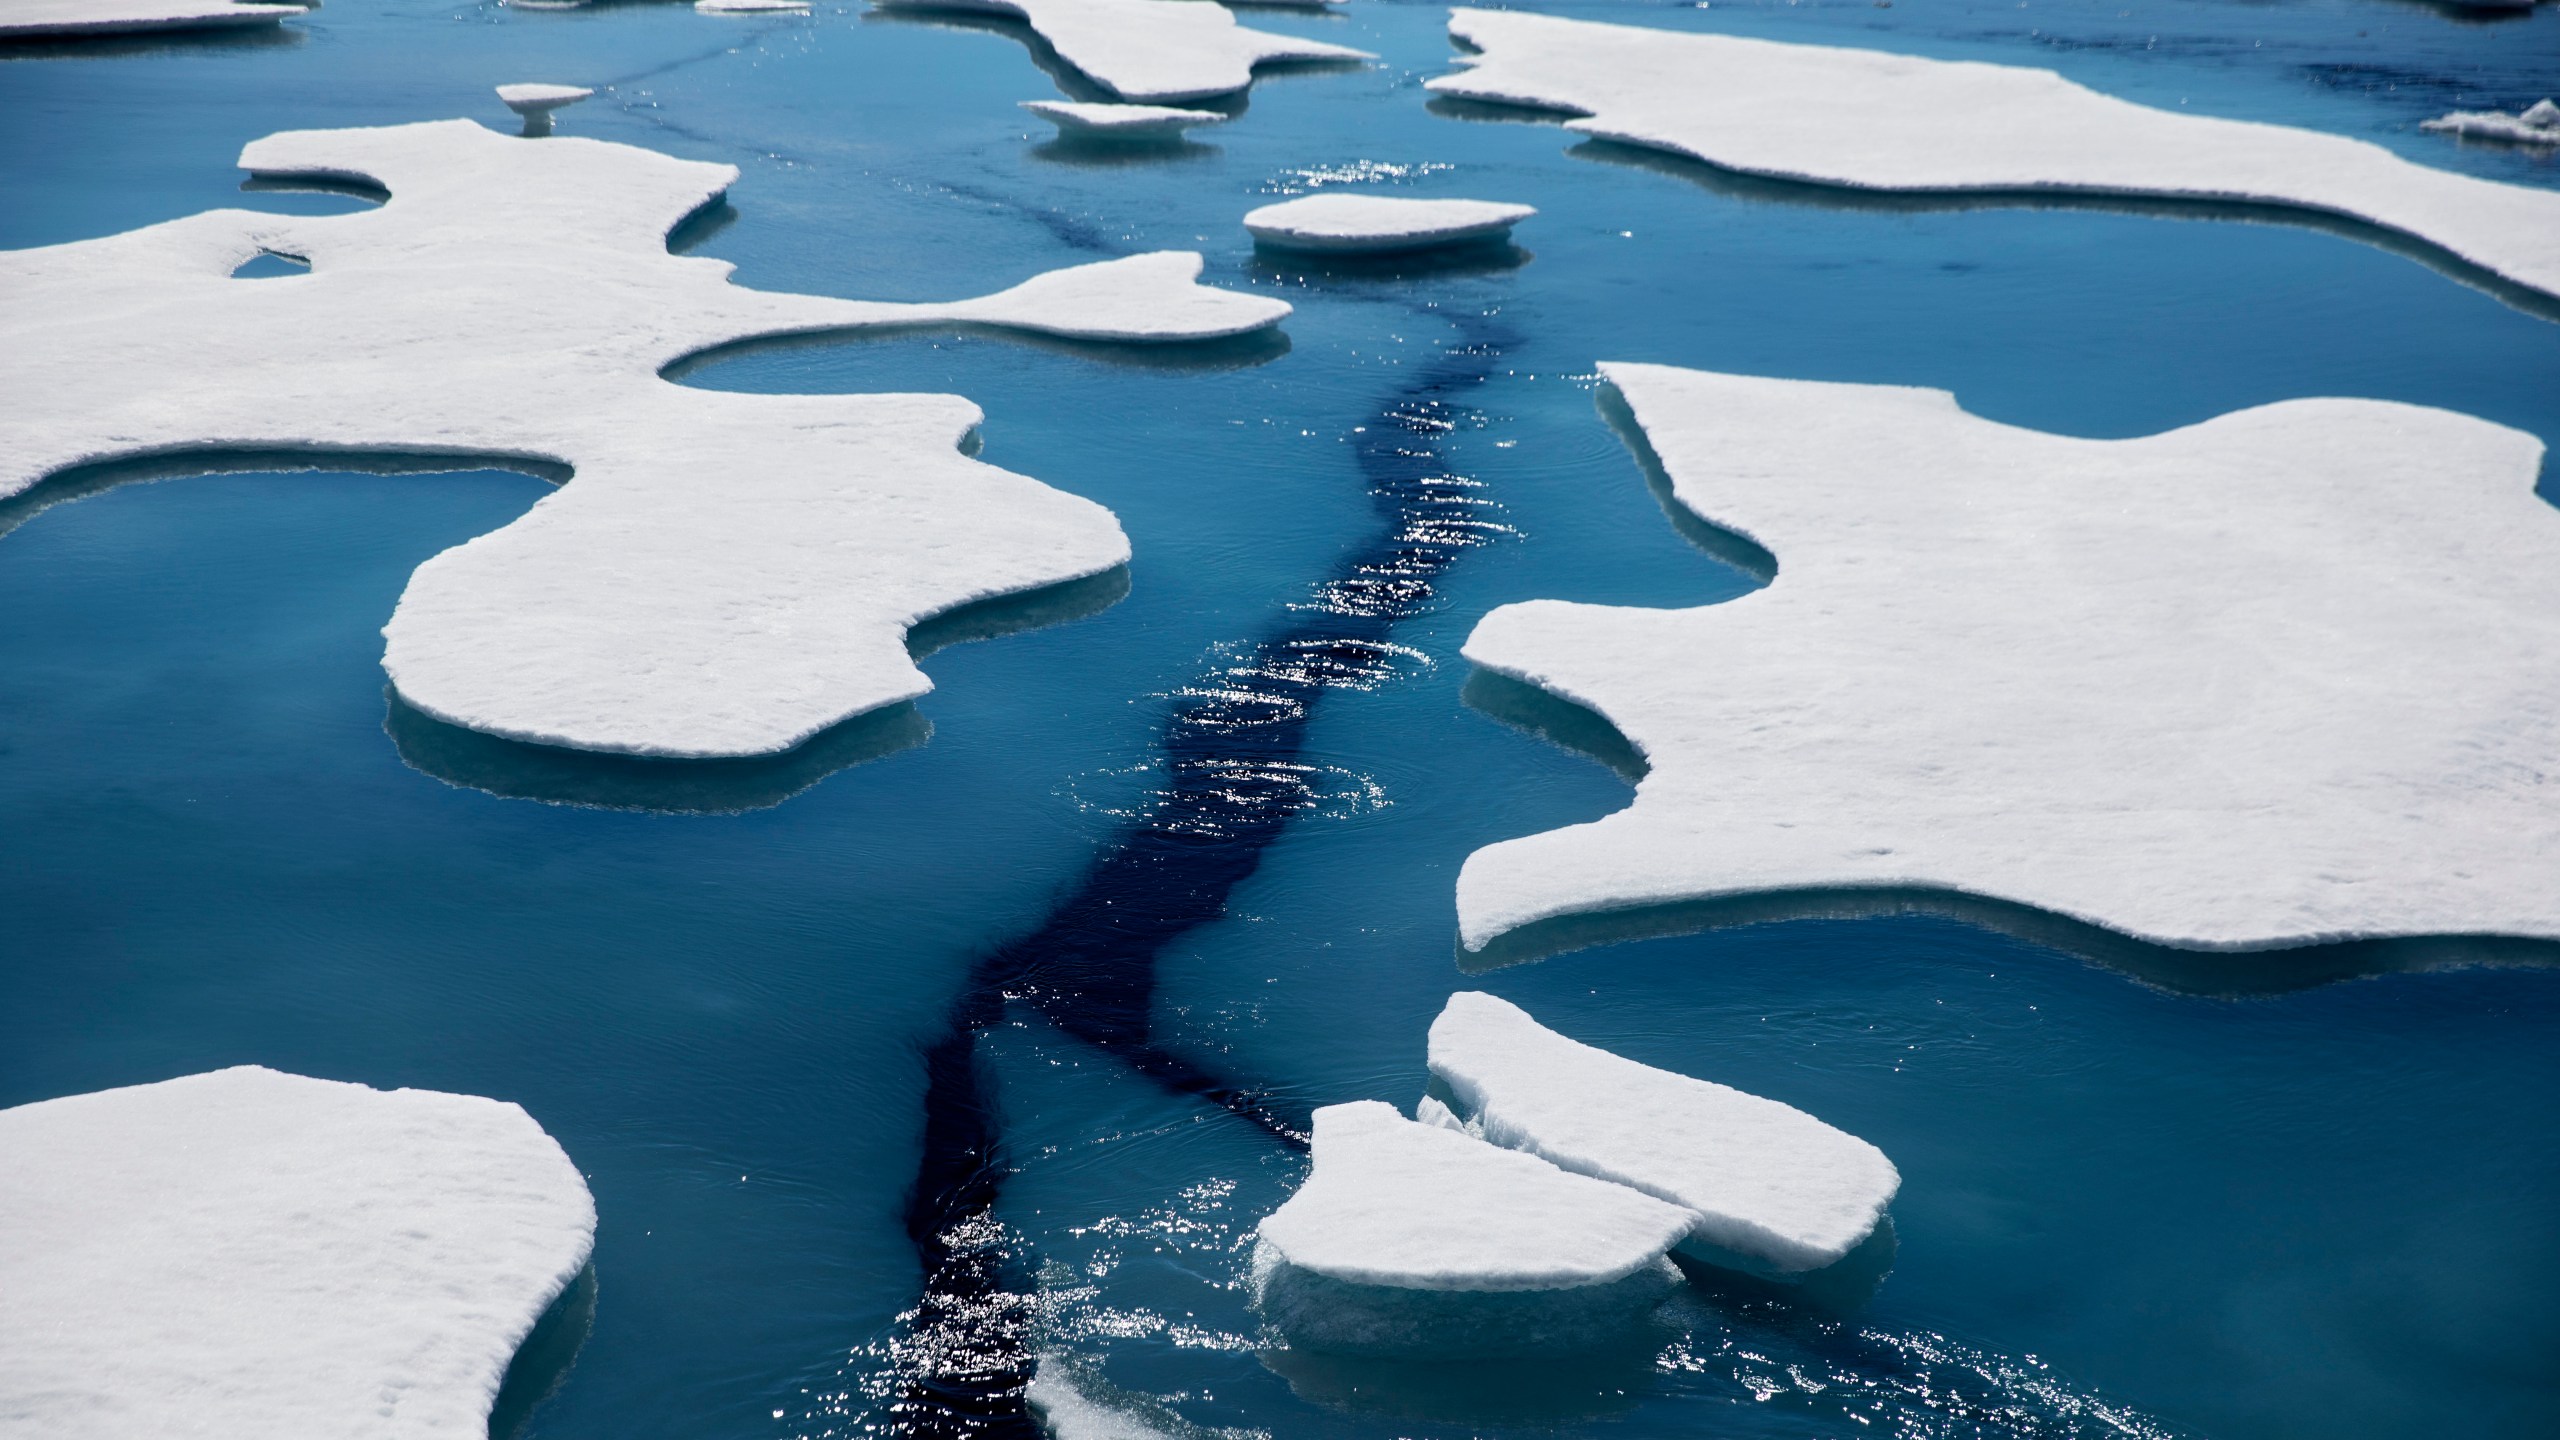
[[1458, 361, 2560, 956], [1429, 9, 2560, 303], [0, 1065, 595, 1439], [1022, 99, 1228, 137], [0, 120, 1289, 758], [875, 0, 1369, 104], [1429, 992, 1898, 1274], [496, 83, 595, 115], [2423, 100, 2560, 147], [1241, 194, 1534, 253], [0, 0, 300, 38]]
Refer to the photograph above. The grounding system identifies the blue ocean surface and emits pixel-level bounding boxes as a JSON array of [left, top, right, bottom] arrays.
[[2, 1, 2556, 1437]]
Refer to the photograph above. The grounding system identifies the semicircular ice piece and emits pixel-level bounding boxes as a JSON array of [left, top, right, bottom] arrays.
[[0, 1066, 596, 1439], [1242, 193, 1535, 253], [1427, 8, 2560, 308], [1456, 361, 2560, 959], [0, 119, 1292, 760], [876, 0, 1370, 104]]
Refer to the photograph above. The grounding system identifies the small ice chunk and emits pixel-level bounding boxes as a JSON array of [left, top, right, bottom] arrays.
[[1430, 992, 1899, 1274], [2527, 100, 2560, 127], [1242, 194, 1535, 253], [0, 1066, 596, 1438], [496, 83, 596, 117], [0, 0, 300, 39], [1413, 1092, 1474, 1134], [2421, 100, 2560, 147], [1021, 99, 1229, 139], [695, 0, 810, 13]]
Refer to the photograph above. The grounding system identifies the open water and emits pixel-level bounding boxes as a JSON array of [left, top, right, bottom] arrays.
[[3, 1, 2557, 1437]]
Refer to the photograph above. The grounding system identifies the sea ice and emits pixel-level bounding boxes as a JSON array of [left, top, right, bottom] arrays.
[[0, 1066, 595, 1439], [1429, 992, 1897, 1274], [0, 0, 301, 38], [0, 120, 1290, 759], [1241, 194, 1535, 253], [876, 0, 1370, 104], [497, 82, 596, 116], [695, 0, 811, 13], [1428, 9, 2560, 304], [2422, 99, 2560, 147], [1457, 362, 2560, 958], [1023, 99, 1229, 139]]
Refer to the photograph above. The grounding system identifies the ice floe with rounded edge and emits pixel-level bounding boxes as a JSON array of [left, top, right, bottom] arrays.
[[1242, 193, 1535, 253], [876, 0, 1370, 104], [1253, 1100, 1689, 1357], [2423, 99, 2560, 147], [1023, 99, 1228, 138], [1457, 361, 2560, 959], [0, 0, 301, 37], [497, 82, 596, 116], [0, 119, 1289, 760], [1430, 991, 1898, 1274], [0, 1065, 596, 1439], [1428, 8, 2560, 305]]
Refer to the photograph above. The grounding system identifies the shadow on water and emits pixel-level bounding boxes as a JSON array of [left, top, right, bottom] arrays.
[[1592, 381, 1778, 584], [1028, 135, 1222, 170], [487, 1263, 599, 1440], [1248, 240, 1532, 286], [0, 20, 305, 61], [663, 321, 1290, 385]]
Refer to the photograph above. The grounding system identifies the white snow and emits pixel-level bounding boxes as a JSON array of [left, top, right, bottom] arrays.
[[496, 83, 596, 116], [1241, 194, 1535, 253], [1022, 99, 1228, 138], [0, 120, 1289, 759], [875, 0, 1370, 104], [0, 1065, 596, 1440], [0, 0, 301, 38], [2422, 100, 2560, 147], [1429, 992, 1898, 1274], [1429, 9, 2560, 303], [1458, 361, 2560, 956]]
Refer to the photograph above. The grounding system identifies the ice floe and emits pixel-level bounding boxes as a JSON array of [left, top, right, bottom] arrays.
[[876, 0, 1370, 104], [1429, 9, 2560, 304], [0, 1066, 595, 1438], [2423, 99, 2560, 147], [695, 0, 810, 13], [1242, 194, 1535, 253], [1023, 99, 1228, 139], [0, 0, 301, 38], [1430, 992, 1897, 1274], [1253, 1100, 1689, 1356], [0, 120, 1289, 759], [1458, 361, 2560, 958], [497, 82, 595, 116]]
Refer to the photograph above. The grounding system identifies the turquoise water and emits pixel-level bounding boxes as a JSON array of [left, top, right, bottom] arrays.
[[3, 1, 2557, 1437]]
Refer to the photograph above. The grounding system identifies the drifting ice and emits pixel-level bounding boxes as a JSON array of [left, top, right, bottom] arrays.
[[1430, 992, 1898, 1274], [1242, 194, 1536, 253], [1427, 8, 2560, 304], [497, 82, 596, 117], [0, 120, 1290, 760], [1457, 362, 2560, 958], [2422, 100, 2560, 147], [1023, 100, 1229, 139], [0, 1066, 596, 1439], [875, 0, 1370, 104]]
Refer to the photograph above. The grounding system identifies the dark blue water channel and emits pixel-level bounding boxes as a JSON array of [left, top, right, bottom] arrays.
[[3, 2, 2558, 1438]]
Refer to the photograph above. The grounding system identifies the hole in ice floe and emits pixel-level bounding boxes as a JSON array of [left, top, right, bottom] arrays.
[[661, 322, 1290, 385], [386, 691, 931, 814], [905, 564, 1131, 661], [238, 172, 391, 207], [1, 446, 571, 544], [1594, 381, 1779, 585], [487, 1263, 596, 1440], [1460, 668, 1648, 785], [230, 249, 310, 279]]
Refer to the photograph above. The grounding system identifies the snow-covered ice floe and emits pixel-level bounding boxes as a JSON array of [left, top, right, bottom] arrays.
[[0, 0, 302, 39], [497, 82, 595, 116], [1023, 99, 1228, 139], [1429, 9, 2560, 305], [875, 0, 1370, 104], [0, 120, 1289, 759], [1253, 1100, 1691, 1356], [2423, 99, 2560, 147], [0, 1066, 596, 1439], [1457, 362, 2560, 960], [1430, 992, 1897, 1274], [1242, 193, 1535, 253]]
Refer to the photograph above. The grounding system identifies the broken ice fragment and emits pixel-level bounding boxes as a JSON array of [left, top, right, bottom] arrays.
[[2422, 100, 2560, 147], [1242, 194, 1535, 254], [1022, 99, 1229, 140]]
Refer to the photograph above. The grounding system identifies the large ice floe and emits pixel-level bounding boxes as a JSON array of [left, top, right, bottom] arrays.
[[1253, 1100, 1692, 1356], [1428, 9, 2560, 305], [1457, 362, 2560, 960], [0, 120, 1289, 758], [1429, 992, 1897, 1274], [1241, 194, 1535, 253], [0, 0, 302, 39], [0, 1065, 596, 1438], [875, 0, 1370, 104]]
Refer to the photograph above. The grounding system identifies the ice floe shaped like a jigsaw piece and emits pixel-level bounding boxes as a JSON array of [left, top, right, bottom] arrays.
[[1428, 9, 2560, 305], [1429, 992, 1897, 1274], [1458, 363, 2560, 958], [0, 120, 1290, 758], [0, 0, 303, 39], [1253, 1100, 1691, 1357], [0, 1066, 595, 1439], [878, 0, 1370, 104]]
